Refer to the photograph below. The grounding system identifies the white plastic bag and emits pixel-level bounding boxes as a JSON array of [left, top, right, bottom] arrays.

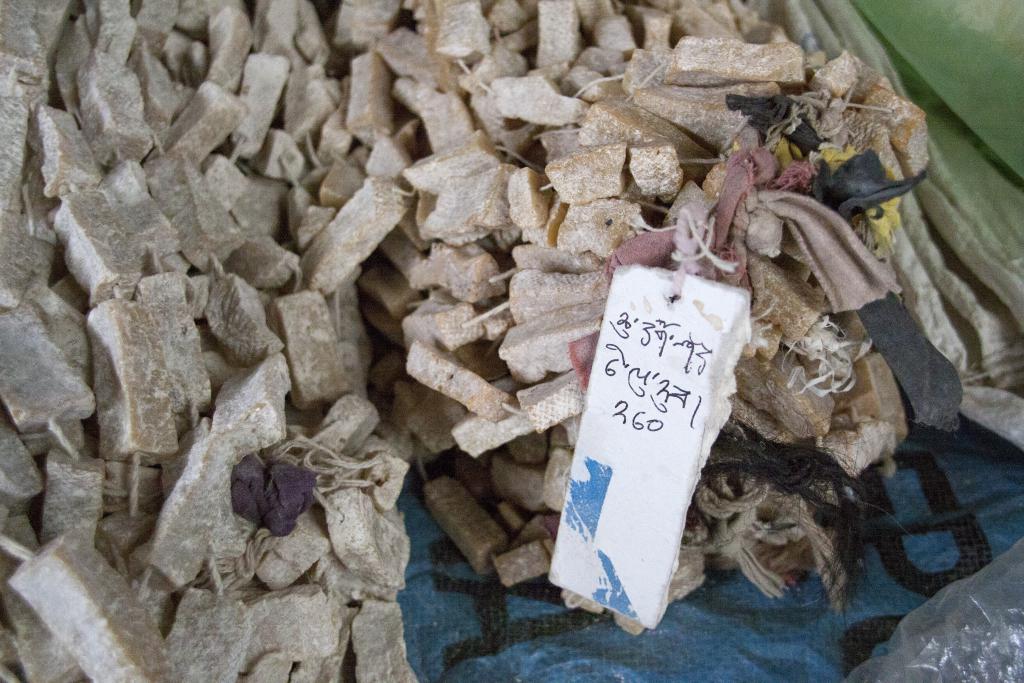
[[847, 537, 1024, 681]]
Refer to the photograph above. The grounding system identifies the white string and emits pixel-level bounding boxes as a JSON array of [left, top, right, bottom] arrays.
[[461, 300, 510, 328], [228, 135, 245, 164], [501, 403, 524, 416], [21, 185, 35, 237], [572, 73, 624, 99], [209, 553, 224, 595], [48, 420, 79, 459], [678, 156, 726, 165], [128, 452, 141, 518], [151, 129, 165, 156], [305, 130, 324, 169], [456, 58, 493, 95], [630, 214, 658, 232], [272, 435, 383, 496], [135, 567, 154, 603], [625, 61, 666, 100], [289, 259, 304, 293], [843, 102, 892, 113], [488, 267, 518, 283], [671, 209, 738, 273], [0, 662, 21, 683], [495, 144, 542, 173], [0, 535, 32, 562]]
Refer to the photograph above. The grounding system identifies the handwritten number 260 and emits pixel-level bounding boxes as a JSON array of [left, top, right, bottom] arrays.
[[613, 401, 664, 432]]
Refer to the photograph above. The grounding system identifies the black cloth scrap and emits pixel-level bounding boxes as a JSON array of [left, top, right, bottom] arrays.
[[858, 294, 962, 431], [813, 150, 926, 220], [725, 94, 824, 155], [231, 454, 317, 536]]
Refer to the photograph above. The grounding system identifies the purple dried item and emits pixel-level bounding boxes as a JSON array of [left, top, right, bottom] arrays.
[[263, 462, 318, 535], [231, 454, 268, 526], [230, 455, 317, 536]]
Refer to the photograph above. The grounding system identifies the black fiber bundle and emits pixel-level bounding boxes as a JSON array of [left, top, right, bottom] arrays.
[[725, 93, 824, 155], [701, 432, 864, 606]]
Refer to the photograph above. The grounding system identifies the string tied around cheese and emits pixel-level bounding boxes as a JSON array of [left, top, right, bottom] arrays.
[[726, 94, 824, 155], [271, 435, 384, 496], [696, 477, 788, 599], [696, 434, 864, 608], [195, 529, 276, 594]]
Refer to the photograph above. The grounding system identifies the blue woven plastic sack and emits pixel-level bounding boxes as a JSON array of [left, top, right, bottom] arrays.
[[398, 422, 1023, 681]]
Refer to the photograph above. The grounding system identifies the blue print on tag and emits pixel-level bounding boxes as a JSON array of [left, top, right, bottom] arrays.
[[594, 550, 637, 618], [564, 458, 613, 541]]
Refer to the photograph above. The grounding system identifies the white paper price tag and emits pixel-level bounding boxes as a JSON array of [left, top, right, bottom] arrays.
[[549, 266, 750, 628]]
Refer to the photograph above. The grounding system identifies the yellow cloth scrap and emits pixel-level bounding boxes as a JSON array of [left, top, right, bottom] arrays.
[[772, 140, 804, 169], [819, 147, 903, 256]]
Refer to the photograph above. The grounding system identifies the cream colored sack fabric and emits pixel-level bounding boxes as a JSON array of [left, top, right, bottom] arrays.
[[751, 0, 1023, 436]]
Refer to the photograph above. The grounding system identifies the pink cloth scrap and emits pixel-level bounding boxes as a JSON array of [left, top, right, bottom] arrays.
[[568, 331, 600, 391], [603, 229, 677, 279], [714, 147, 778, 249]]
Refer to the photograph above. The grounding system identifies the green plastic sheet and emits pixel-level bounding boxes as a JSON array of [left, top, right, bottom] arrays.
[[853, 0, 1024, 182]]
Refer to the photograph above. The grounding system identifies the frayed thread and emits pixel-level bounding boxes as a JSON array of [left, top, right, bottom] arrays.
[[784, 316, 870, 397], [670, 201, 738, 293]]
